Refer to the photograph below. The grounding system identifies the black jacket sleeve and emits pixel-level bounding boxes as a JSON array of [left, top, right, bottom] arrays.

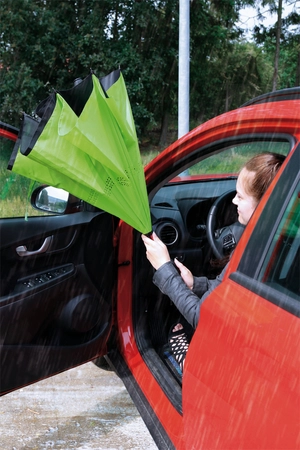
[[153, 261, 228, 328]]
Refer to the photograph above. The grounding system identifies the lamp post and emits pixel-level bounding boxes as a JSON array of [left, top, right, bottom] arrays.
[[178, 0, 190, 139]]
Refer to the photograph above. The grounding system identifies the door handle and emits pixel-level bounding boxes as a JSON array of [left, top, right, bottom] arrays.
[[16, 236, 53, 257]]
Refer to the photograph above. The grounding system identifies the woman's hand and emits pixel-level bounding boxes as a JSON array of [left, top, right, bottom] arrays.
[[141, 234, 194, 290], [141, 232, 171, 270], [174, 258, 194, 289]]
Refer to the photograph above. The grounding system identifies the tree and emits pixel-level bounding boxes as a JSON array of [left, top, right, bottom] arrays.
[[189, 0, 262, 121], [0, 0, 112, 125], [252, 0, 300, 90], [272, 0, 283, 90], [0, 0, 297, 143]]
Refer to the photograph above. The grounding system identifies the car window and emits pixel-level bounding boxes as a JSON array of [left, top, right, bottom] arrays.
[[187, 140, 290, 176], [258, 181, 300, 300], [0, 136, 45, 218]]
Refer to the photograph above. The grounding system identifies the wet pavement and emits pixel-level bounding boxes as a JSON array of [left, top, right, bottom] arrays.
[[0, 362, 158, 449]]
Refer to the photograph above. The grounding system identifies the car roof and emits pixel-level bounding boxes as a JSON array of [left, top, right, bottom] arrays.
[[241, 87, 300, 107]]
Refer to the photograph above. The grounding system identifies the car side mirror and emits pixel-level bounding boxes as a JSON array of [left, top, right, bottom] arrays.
[[31, 186, 83, 214]]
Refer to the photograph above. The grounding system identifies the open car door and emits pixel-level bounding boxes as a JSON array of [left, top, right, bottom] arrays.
[[0, 122, 117, 395]]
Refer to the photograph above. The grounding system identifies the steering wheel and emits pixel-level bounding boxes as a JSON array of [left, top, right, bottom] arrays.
[[206, 189, 245, 259]]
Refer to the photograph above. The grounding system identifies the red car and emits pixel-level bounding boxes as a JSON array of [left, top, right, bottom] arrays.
[[0, 88, 299, 449]]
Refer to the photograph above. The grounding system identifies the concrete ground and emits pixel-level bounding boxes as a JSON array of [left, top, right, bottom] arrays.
[[0, 362, 158, 450]]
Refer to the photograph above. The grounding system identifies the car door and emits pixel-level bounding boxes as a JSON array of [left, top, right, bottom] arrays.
[[183, 146, 300, 449], [0, 122, 117, 395]]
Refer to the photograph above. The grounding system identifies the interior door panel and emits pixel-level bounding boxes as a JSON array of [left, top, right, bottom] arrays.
[[0, 210, 116, 395]]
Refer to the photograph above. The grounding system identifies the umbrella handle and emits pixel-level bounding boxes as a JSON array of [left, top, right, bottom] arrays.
[[145, 231, 154, 239]]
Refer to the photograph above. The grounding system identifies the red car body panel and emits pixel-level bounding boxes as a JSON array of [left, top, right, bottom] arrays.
[[1, 129, 17, 141], [116, 102, 300, 448], [184, 278, 300, 449]]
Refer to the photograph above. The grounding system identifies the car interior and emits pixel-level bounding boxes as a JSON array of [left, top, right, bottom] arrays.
[[131, 175, 238, 410]]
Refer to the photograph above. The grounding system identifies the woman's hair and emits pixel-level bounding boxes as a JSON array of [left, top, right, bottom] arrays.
[[242, 152, 285, 202]]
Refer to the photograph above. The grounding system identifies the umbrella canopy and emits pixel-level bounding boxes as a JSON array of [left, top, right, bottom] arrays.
[[8, 70, 151, 234]]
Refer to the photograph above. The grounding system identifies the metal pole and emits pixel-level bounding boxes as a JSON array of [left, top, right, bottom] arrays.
[[178, 0, 190, 139]]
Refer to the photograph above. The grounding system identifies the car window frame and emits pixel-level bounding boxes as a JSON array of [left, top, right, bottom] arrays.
[[146, 133, 295, 201]]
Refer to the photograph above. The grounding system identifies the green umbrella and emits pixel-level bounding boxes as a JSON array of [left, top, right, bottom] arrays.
[[9, 70, 151, 234]]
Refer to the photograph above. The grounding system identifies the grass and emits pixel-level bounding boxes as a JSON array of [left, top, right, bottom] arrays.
[[140, 148, 161, 166], [0, 139, 43, 218]]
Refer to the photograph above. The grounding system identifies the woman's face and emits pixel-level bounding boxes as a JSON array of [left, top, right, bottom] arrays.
[[232, 168, 259, 225]]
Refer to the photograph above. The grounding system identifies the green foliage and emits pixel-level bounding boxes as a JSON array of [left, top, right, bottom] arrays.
[[0, 0, 298, 139], [0, 139, 28, 200], [252, 3, 300, 89]]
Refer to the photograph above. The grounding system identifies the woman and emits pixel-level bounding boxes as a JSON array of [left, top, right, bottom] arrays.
[[141, 153, 285, 370]]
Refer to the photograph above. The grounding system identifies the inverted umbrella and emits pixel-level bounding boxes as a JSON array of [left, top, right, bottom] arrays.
[[8, 117, 106, 200], [8, 70, 151, 234]]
